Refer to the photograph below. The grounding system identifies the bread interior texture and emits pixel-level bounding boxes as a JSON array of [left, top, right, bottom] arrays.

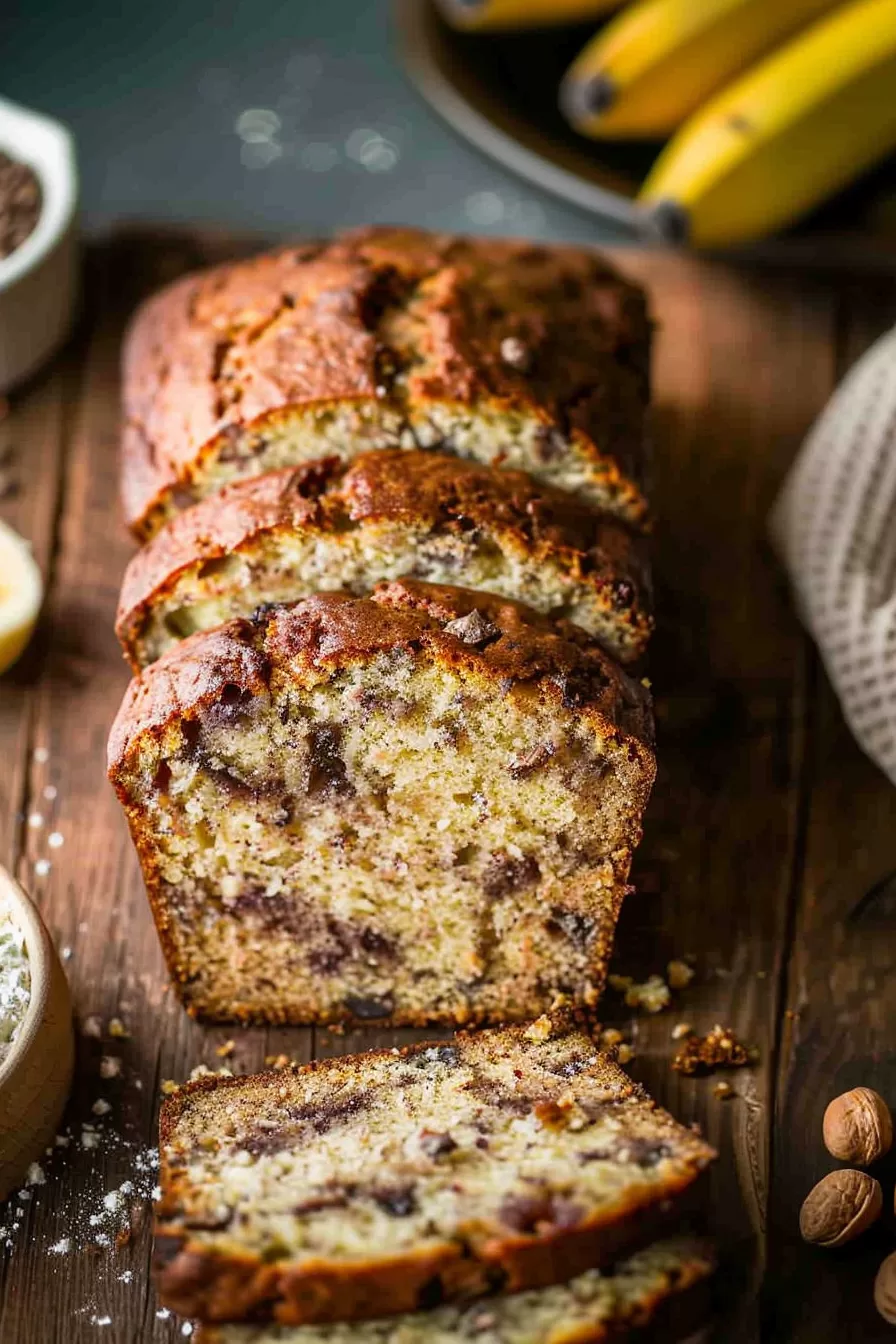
[[123, 655, 644, 1024]]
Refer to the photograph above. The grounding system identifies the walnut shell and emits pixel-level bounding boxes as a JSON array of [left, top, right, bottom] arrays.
[[799, 1169, 882, 1247], [822, 1087, 893, 1165], [875, 1251, 896, 1325]]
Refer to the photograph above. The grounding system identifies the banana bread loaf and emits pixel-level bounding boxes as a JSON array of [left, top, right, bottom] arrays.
[[155, 1017, 714, 1324], [116, 450, 652, 672], [121, 227, 651, 540], [108, 580, 655, 1026], [193, 1237, 715, 1343]]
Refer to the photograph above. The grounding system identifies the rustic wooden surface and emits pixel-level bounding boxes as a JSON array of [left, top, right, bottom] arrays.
[[0, 233, 894, 1343]]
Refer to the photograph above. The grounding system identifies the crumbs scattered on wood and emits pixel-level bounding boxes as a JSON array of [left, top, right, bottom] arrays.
[[672, 1024, 757, 1076]]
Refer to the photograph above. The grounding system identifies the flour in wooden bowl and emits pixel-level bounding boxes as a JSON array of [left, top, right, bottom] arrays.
[[0, 895, 30, 1064]]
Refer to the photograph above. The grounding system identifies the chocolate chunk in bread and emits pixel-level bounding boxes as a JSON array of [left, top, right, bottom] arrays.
[[116, 451, 652, 671], [155, 1017, 714, 1324], [108, 581, 655, 1027], [121, 228, 651, 540]]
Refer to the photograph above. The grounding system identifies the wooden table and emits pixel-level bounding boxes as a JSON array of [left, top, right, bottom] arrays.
[[1, 232, 895, 1343]]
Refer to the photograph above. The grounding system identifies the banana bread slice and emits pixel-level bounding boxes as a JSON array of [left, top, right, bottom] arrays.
[[116, 450, 652, 672], [193, 1237, 715, 1343], [155, 1017, 715, 1324], [121, 227, 651, 540], [108, 580, 655, 1026]]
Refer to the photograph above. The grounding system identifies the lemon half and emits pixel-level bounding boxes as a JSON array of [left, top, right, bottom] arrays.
[[0, 520, 43, 675]]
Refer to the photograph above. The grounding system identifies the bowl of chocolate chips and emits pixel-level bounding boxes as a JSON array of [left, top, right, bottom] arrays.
[[0, 97, 78, 393]]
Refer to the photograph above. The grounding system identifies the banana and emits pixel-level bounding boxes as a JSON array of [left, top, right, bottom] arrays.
[[561, 0, 843, 139], [638, 0, 896, 248], [434, 0, 623, 32], [0, 520, 42, 676]]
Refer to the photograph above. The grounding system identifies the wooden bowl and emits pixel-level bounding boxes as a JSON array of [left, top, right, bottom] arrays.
[[0, 865, 73, 1202]]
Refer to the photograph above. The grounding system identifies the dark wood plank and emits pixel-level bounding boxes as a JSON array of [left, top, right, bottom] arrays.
[[602, 253, 835, 1344], [0, 350, 78, 867], [766, 277, 896, 1343]]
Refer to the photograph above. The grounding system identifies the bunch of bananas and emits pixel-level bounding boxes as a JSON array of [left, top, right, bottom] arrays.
[[436, 0, 896, 248]]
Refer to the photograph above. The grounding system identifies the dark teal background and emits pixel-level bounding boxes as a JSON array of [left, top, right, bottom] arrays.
[[0, 0, 625, 243]]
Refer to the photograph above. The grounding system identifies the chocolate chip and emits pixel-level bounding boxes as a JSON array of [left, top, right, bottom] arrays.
[[497, 1192, 583, 1233], [373, 1184, 416, 1217], [444, 611, 499, 646], [417, 1277, 445, 1310], [419, 1130, 458, 1160], [410, 1044, 460, 1069], [153, 760, 172, 794], [359, 927, 395, 958], [182, 1209, 233, 1232], [535, 428, 566, 463], [483, 852, 541, 900], [284, 1093, 370, 1134], [610, 578, 636, 609], [619, 1139, 674, 1168], [546, 908, 595, 951], [552, 669, 608, 709], [307, 946, 348, 975], [291, 1190, 350, 1216], [305, 724, 354, 798], [509, 743, 554, 779], [548, 1053, 592, 1079], [344, 993, 393, 1020], [152, 1234, 185, 1271]]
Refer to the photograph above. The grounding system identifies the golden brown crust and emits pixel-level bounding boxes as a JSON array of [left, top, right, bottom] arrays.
[[115, 451, 652, 670], [192, 1257, 714, 1344], [154, 1028, 713, 1326], [108, 579, 654, 782], [121, 228, 651, 538]]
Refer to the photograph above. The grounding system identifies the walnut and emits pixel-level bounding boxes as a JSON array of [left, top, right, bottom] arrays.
[[822, 1087, 893, 1166], [799, 1169, 882, 1247], [874, 1251, 896, 1325]]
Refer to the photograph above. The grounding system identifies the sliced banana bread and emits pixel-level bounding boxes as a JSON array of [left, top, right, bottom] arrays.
[[193, 1236, 715, 1343], [108, 580, 655, 1026], [155, 1017, 715, 1324], [121, 227, 651, 540], [116, 450, 652, 672]]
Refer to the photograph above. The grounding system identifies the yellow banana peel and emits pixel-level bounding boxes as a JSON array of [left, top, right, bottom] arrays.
[[562, 0, 843, 139], [639, 0, 896, 248]]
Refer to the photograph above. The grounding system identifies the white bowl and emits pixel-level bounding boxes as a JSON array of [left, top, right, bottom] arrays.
[[0, 97, 78, 393], [0, 865, 74, 1203]]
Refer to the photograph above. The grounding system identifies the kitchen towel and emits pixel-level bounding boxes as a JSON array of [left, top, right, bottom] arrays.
[[770, 322, 896, 786]]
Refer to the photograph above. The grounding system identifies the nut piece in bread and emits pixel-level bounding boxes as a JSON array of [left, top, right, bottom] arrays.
[[121, 227, 651, 539]]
